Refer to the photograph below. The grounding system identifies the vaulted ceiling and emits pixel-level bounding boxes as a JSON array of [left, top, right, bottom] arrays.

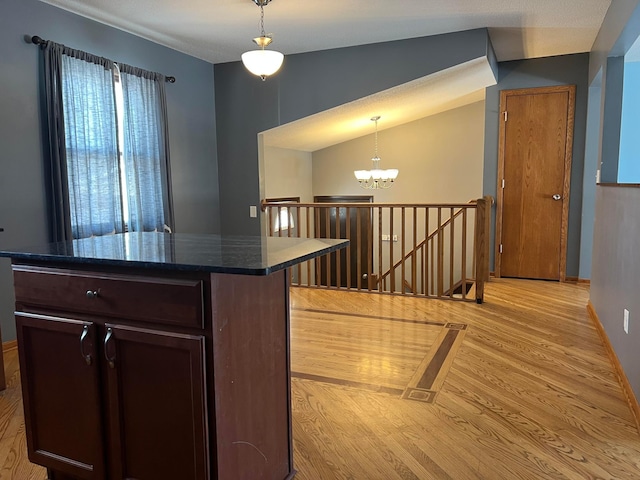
[[39, 0, 612, 151], [41, 0, 611, 64]]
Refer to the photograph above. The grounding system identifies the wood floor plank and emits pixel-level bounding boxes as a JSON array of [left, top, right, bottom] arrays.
[[2, 278, 640, 479]]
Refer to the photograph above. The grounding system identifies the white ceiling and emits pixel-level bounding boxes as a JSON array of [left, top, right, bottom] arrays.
[[262, 58, 495, 152], [39, 0, 612, 151], [41, 0, 611, 64]]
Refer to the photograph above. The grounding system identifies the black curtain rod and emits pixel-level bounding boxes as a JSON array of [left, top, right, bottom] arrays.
[[28, 35, 176, 83]]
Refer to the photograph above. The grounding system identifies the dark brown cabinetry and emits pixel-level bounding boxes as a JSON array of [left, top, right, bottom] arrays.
[[12, 263, 294, 480], [103, 324, 207, 480], [16, 313, 105, 479]]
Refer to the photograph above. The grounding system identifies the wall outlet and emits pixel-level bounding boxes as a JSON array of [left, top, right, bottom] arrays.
[[624, 309, 630, 334], [392, 235, 398, 242], [249, 205, 257, 218]]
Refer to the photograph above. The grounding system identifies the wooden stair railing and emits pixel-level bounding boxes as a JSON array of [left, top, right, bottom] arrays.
[[376, 199, 477, 290], [261, 197, 492, 303]]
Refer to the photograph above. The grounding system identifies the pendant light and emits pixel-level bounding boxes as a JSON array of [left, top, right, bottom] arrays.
[[241, 0, 284, 81], [354, 116, 399, 189]]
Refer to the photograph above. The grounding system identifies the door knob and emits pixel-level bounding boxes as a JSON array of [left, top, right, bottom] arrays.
[[552, 194, 562, 201]]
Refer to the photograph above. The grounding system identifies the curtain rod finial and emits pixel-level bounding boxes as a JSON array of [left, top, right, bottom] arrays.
[[28, 35, 44, 46], [166, 76, 176, 83]]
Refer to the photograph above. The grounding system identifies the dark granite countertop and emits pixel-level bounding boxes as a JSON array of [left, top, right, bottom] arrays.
[[0, 233, 349, 275]]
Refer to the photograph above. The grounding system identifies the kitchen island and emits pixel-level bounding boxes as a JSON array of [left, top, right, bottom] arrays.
[[0, 233, 348, 480]]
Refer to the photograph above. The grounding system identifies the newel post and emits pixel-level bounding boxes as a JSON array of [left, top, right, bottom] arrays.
[[474, 196, 492, 304]]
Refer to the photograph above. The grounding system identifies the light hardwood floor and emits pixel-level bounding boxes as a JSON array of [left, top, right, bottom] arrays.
[[1, 278, 639, 479]]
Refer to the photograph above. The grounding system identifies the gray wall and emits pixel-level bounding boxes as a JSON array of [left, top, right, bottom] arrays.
[[483, 54, 590, 278], [214, 29, 496, 235], [579, 81, 602, 280], [590, 186, 640, 397], [600, 56, 624, 182], [589, 0, 640, 401], [0, 0, 219, 341]]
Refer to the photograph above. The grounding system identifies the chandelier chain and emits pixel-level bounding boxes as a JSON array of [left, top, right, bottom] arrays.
[[374, 118, 378, 158], [260, 3, 265, 37]]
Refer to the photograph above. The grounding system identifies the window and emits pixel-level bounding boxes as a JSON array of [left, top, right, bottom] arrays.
[[274, 208, 295, 232], [265, 197, 300, 236], [57, 50, 171, 239]]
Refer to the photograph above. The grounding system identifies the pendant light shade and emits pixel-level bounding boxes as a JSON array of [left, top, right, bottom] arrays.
[[241, 49, 284, 79], [242, 0, 283, 81]]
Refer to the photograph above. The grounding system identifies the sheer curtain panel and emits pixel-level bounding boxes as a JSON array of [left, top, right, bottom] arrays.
[[40, 40, 174, 241], [61, 52, 123, 239], [119, 65, 174, 232]]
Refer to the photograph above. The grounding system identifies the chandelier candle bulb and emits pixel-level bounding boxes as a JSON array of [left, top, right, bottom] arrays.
[[354, 116, 399, 189]]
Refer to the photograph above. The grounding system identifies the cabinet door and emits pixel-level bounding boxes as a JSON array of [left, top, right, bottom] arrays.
[[16, 313, 106, 480], [103, 324, 208, 480]]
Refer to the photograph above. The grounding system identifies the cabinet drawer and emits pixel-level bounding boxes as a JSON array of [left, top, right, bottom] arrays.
[[13, 266, 204, 329]]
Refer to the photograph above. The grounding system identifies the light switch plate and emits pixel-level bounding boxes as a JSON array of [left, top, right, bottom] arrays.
[[624, 309, 630, 334]]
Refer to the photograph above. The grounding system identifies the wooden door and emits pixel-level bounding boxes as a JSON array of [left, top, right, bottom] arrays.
[[497, 85, 575, 280], [103, 324, 208, 480], [15, 313, 105, 480], [315, 195, 373, 288]]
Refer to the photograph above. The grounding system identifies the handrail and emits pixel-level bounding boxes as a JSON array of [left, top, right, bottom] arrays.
[[377, 200, 476, 284], [262, 200, 477, 210]]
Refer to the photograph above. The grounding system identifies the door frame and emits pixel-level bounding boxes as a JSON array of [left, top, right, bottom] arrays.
[[495, 85, 576, 281], [313, 195, 373, 288]]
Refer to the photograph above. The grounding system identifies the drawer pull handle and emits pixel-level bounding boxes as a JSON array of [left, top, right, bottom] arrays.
[[80, 325, 92, 366], [104, 328, 116, 369], [86, 290, 99, 299]]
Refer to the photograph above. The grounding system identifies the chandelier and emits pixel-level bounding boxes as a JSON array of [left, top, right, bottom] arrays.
[[241, 0, 284, 81], [354, 116, 399, 189]]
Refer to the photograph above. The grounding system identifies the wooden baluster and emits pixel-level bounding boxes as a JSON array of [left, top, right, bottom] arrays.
[[472, 205, 477, 284], [461, 208, 468, 300], [335, 206, 341, 289], [437, 207, 443, 297], [345, 207, 351, 290], [390, 207, 395, 293], [356, 208, 362, 290], [425, 207, 429, 296], [430, 237, 435, 296], [401, 207, 406, 293], [268, 206, 274, 236], [450, 207, 455, 299], [367, 207, 373, 292], [306, 206, 312, 287], [326, 208, 331, 288], [420, 244, 425, 295], [296, 206, 301, 285], [315, 207, 321, 287], [378, 207, 383, 292], [412, 207, 417, 296]]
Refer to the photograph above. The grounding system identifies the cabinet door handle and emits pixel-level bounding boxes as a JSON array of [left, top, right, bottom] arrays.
[[80, 325, 92, 366], [86, 290, 99, 299], [104, 328, 116, 369]]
